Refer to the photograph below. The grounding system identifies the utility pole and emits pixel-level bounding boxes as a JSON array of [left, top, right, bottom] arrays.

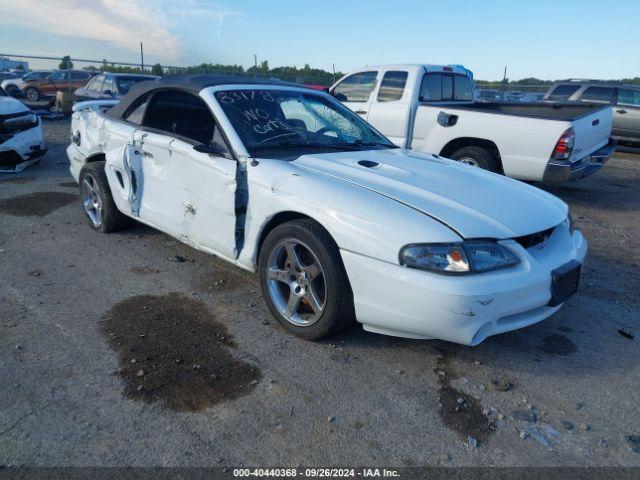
[[140, 42, 144, 73], [253, 54, 258, 78], [502, 66, 508, 98]]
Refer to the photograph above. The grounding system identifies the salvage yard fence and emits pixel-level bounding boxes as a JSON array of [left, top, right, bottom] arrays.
[[0, 53, 339, 86]]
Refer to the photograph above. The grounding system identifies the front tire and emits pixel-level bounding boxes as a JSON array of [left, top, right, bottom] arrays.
[[258, 219, 355, 340], [25, 87, 40, 101], [79, 162, 130, 233], [450, 146, 500, 173]]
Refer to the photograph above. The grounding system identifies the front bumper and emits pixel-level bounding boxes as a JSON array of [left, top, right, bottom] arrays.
[[543, 140, 616, 184], [341, 223, 587, 345], [0, 121, 46, 173]]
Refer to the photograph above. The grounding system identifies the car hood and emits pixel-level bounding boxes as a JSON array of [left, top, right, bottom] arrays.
[[292, 149, 567, 239], [0, 97, 30, 115]]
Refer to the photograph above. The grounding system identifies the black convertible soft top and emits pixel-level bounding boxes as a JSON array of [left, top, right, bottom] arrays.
[[106, 74, 305, 120]]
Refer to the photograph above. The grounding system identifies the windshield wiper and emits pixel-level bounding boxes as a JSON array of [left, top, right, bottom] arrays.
[[341, 140, 398, 149]]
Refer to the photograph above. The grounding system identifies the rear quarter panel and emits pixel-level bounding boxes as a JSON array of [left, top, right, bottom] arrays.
[[412, 105, 567, 181]]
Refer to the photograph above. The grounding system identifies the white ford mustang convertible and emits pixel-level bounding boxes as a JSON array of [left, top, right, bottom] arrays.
[[67, 76, 587, 345]]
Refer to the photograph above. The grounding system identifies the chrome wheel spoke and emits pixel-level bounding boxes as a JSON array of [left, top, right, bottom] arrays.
[[268, 268, 290, 284], [284, 241, 302, 271], [304, 262, 321, 281], [305, 288, 323, 315], [284, 292, 302, 317]]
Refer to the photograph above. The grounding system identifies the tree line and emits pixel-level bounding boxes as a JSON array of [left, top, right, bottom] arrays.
[[58, 56, 640, 87]]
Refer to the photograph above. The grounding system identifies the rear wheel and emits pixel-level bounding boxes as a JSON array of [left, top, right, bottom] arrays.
[[258, 219, 355, 340], [5, 85, 21, 97], [25, 87, 40, 101], [79, 162, 130, 233], [450, 146, 500, 173]]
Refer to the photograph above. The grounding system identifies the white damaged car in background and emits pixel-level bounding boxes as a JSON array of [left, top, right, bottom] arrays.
[[0, 86, 46, 173], [67, 76, 586, 346]]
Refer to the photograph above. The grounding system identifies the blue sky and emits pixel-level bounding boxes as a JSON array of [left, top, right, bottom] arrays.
[[0, 0, 638, 80]]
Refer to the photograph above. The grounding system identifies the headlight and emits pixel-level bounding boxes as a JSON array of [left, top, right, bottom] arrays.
[[400, 240, 520, 274]]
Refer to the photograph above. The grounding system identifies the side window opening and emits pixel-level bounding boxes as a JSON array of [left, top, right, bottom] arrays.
[[332, 71, 378, 102], [581, 86, 614, 104], [419, 73, 471, 102], [123, 93, 151, 125], [143, 90, 215, 145], [547, 84, 580, 101], [618, 88, 640, 107], [377, 71, 408, 102]]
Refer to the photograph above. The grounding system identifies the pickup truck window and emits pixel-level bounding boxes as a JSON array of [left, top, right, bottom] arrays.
[[581, 86, 614, 104], [618, 89, 640, 107], [215, 89, 395, 158], [377, 71, 408, 102], [547, 84, 580, 101], [419, 73, 472, 102], [143, 90, 216, 145], [332, 71, 377, 102]]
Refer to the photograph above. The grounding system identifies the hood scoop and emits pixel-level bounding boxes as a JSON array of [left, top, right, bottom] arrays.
[[357, 160, 380, 169]]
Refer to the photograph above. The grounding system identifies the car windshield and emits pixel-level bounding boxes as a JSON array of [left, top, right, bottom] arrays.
[[116, 76, 153, 95], [215, 89, 397, 159]]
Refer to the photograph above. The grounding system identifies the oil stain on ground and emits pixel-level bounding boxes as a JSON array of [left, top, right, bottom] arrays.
[[0, 192, 77, 217], [434, 346, 494, 445], [538, 334, 577, 356], [100, 292, 261, 412]]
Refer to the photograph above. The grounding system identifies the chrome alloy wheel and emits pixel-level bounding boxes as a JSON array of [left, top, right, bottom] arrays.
[[458, 156, 480, 167], [266, 239, 327, 327], [81, 173, 103, 227]]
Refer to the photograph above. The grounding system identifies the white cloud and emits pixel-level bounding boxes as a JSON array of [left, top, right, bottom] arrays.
[[0, 0, 242, 60]]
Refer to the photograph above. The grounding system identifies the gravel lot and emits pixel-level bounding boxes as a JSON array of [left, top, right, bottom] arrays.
[[1, 118, 639, 467]]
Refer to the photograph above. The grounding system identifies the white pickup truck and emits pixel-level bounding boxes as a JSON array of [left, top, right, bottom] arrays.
[[330, 65, 615, 183]]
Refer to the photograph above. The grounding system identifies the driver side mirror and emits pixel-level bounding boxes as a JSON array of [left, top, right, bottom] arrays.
[[103, 89, 114, 96], [193, 142, 232, 159]]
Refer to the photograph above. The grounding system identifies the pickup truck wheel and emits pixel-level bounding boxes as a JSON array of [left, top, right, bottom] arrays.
[[259, 219, 355, 340], [25, 87, 40, 101], [79, 162, 130, 233], [450, 146, 499, 173]]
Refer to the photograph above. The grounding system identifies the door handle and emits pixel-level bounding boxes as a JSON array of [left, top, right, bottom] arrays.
[[617, 109, 627, 114], [355, 110, 367, 115], [183, 202, 196, 214]]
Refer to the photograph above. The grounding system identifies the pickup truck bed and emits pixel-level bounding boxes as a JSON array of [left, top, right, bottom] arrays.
[[433, 102, 608, 122]]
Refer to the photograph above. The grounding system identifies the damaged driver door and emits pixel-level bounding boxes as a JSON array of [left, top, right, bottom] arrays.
[[129, 89, 238, 259]]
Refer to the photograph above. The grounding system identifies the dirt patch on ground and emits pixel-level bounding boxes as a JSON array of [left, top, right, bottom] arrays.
[[537, 334, 577, 356], [0, 176, 35, 184], [434, 347, 494, 445], [0, 192, 77, 217], [58, 181, 78, 188], [100, 292, 261, 412], [129, 266, 160, 276]]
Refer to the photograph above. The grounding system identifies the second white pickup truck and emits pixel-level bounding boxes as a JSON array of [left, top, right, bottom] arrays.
[[330, 65, 615, 183]]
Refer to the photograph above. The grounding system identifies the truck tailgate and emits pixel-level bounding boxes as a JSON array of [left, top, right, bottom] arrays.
[[570, 106, 612, 161]]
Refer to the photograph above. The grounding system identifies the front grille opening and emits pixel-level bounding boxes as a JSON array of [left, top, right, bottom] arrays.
[[514, 227, 555, 249]]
